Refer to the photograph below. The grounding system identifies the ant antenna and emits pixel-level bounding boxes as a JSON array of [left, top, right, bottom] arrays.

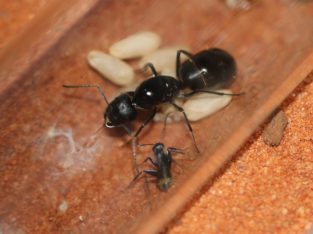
[[63, 84, 110, 105], [170, 101, 200, 153], [159, 112, 173, 141], [131, 137, 140, 175]]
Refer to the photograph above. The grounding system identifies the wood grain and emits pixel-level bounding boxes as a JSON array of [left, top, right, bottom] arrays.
[[0, 0, 312, 233]]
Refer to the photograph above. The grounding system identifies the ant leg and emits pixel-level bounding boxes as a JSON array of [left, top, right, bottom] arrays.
[[120, 124, 133, 136], [172, 158, 184, 173], [159, 112, 172, 140], [143, 63, 158, 77], [144, 169, 159, 177], [124, 109, 156, 176], [176, 50, 194, 78], [143, 157, 159, 168], [176, 50, 208, 83], [138, 143, 155, 147], [168, 147, 185, 172], [183, 90, 245, 97], [170, 102, 200, 153], [143, 173, 151, 203], [131, 137, 140, 175], [131, 108, 156, 174], [131, 108, 157, 174], [134, 107, 157, 138], [126, 171, 143, 189], [63, 84, 109, 105], [133, 171, 143, 181]]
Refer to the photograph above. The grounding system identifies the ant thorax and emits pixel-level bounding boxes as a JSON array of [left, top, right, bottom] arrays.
[[132, 76, 180, 109]]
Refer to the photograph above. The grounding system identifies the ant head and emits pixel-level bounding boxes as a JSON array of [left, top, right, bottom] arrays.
[[104, 93, 137, 127], [158, 177, 172, 191], [152, 143, 165, 154]]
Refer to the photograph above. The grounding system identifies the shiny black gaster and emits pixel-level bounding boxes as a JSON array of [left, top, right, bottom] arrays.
[[177, 48, 237, 91]]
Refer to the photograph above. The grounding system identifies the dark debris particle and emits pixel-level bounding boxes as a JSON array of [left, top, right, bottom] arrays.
[[262, 110, 288, 146]]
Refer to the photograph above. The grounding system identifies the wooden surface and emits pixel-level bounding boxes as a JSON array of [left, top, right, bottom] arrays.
[[0, 0, 99, 94], [0, 0, 313, 233]]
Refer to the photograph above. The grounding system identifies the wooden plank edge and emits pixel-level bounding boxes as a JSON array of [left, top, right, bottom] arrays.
[[0, 0, 100, 96], [132, 49, 313, 234]]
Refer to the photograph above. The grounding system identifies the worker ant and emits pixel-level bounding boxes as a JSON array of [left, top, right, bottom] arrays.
[[131, 142, 184, 191], [63, 48, 242, 173]]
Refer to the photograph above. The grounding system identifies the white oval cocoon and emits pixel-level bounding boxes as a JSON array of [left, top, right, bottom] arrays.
[[139, 46, 190, 72], [153, 100, 184, 123], [161, 67, 176, 77], [87, 50, 134, 86], [109, 31, 161, 59], [183, 90, 233, 121], [118, 81, 141, 94]]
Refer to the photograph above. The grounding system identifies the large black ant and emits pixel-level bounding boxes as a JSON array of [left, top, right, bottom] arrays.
[[63, 48, 242, 173], [131, 142, 184, 191]]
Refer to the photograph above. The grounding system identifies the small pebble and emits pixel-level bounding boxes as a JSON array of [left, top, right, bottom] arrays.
[[87, 50, 134, 86], [262, 110, 288, 146], [109, 31, 161, 59], [161, 66, 176, 78], [183, 90, 233, 121], [139, 46, 190, 73]]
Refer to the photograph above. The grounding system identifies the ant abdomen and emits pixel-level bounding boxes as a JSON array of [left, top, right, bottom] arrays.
[[177, 48, 237, 91]]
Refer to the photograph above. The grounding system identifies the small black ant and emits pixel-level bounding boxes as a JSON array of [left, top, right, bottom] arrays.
[[132, 142, 184, 191]]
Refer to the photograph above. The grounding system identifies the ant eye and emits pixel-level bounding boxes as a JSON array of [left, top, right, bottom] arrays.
[[106, 121, 114, 128]]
